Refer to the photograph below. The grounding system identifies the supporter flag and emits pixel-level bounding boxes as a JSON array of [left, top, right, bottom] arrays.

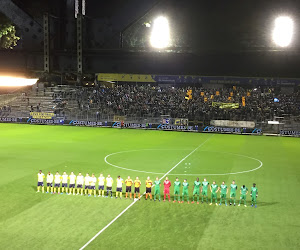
[[242, 96, 246, 107], [204, 97, 208, 102], [210, 95, 214, 99], [185, 89, 192, 100], [174, 119, 181, 125], [247, 91, 251, 97], [216, 91, 220, 96], [228, 96, 232, 101], [200, 92, 205, 96], [230, 92, 234, 97], [212, 102, 239, 109], [233, 86, 237, 91]]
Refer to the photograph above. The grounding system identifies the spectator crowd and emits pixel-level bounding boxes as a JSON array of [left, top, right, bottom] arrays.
[[0, 105, 11, 117], [53, 84, 300, 122]]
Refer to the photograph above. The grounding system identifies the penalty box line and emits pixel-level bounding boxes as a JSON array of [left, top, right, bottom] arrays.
[[79, 135, 213, 250]]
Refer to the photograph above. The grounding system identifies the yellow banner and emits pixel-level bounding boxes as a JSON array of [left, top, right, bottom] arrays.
[[97, 73, 156, 83], [174, 119, 181, 125], [30, 112, 54, 119], [113, 115, 125, 122], [212, 102, 239, 109]]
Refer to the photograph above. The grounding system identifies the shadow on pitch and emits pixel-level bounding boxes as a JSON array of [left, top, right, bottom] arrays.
[[253, 201, 279, 207]]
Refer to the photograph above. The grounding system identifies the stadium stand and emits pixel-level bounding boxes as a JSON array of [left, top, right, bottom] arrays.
[[3, 83, 299, 131], [47, 84, 299, 123]]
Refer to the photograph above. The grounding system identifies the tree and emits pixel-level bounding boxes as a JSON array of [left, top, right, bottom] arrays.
[[0, 13, 20, 49]]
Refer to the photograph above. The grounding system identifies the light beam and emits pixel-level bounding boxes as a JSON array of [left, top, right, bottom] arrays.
[[0, 76, 38, 87]]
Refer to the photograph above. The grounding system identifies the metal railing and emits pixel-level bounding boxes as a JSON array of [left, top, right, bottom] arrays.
[[0, 93, 20, 107]]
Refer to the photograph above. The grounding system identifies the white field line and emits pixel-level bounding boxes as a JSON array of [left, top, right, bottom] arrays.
[[79, 136, 213, 250], [104, 149, 263, 176]]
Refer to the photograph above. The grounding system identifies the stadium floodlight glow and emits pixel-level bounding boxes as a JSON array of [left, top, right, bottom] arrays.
[[272, 16, 294, 47], [0, 76, 38, 87], [150, 16, 170, 48]]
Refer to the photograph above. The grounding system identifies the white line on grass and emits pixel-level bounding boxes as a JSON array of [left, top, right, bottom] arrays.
[[79, 136, 213, 250], [104, 149, 263, 176], [104, 149, 186, 174]]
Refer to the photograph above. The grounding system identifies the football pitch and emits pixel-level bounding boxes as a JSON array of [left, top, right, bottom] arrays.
[[0, 123, 299, 250]]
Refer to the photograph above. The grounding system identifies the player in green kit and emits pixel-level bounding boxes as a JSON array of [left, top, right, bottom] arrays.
[[229, 180, 238, 206], [251, 183, 258, 208], [238, 185, 248, 207], [181, 179, 189, 204], [192, 177, 201, 204], [201, 178, 209, 203], [209, 181, 218, 206], [219, 181, 228, 206], [153, 177, 161, 202], [173, 177, 181, 203]]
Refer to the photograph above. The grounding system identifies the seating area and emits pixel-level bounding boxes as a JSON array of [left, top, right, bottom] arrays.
[[3, 83, 299, 125], [48, 84, 300, 123]]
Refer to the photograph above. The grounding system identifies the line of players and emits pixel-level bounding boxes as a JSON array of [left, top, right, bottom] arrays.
[[37, 170, 259, 207]]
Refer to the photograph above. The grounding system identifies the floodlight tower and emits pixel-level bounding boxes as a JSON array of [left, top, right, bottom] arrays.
[[75, 0, 86, 84], [43, 13, 50, 73]]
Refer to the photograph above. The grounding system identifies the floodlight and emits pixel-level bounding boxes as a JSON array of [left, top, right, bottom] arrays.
[[0, 76, 38, 87], [144, 22, 151, 28], [272, 16, 294, 47], [150, 16, 170, 48]]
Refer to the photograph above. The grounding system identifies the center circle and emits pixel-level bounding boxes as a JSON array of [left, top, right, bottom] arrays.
[[104, 149, 263, 176]]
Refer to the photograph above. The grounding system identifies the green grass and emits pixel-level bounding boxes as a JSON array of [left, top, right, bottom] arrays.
[[0, 124, 299, 250]]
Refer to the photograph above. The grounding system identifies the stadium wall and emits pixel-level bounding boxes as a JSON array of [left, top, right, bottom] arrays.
[[1, 116, 300, 137]]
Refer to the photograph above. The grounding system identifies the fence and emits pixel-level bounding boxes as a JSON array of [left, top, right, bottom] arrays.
[[1, 109, 299, 137]]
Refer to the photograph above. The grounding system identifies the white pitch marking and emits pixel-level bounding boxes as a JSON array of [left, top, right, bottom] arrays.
[[79, 136, 213, 250], [104, 148, 190, 174], [104, 149, 263, 176]]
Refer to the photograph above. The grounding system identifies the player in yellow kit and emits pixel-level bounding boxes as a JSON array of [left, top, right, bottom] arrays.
[[53, 171, 62, 194], [68, 172, 76, 195], [37, 170, 45, 193], [61, 171, 68, 194], [89, 174, 97, 197], [105, 174, 114, 198], [84, 173, 90, 196], [98, 173, 105, 197], [134, 177, 141, 200], [76, 172, 84, 195], [116, 176, 124, 199], [145, 176, 153, 201], [46, 171, 53, 194], [125, 176, 133, 199]]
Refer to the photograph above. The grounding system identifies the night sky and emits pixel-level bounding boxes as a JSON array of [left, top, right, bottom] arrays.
[[12, 0, 300, 52], [4, 0, 300, 77]]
